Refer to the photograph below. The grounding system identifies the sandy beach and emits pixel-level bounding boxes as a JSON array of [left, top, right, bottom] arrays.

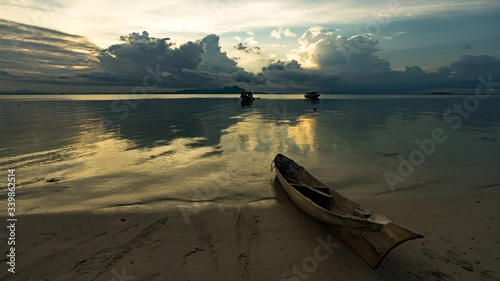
[[2, 179, 499, 281], [2, 0, 500, 278]]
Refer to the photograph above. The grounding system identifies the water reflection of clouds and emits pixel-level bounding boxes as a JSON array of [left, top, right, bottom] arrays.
[[2, 96, 500, 213]]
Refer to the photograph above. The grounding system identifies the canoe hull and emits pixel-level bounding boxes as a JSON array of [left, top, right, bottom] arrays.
[[327, 223, 423, 269], [273, 153, 423, 269]]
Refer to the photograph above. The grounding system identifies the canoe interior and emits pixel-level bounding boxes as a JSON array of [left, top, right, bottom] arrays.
[[274, 153, 370, 221], [291, 184, 332, 211]]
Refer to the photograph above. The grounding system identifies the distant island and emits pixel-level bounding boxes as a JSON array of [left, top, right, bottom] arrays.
[[0, 88, 49, 94], [172, 85, 244, 94], [6, 88, 493, 96], [0, 85, 270, 95], [155, 85, 269, 95], [426, 92, 453, 95]]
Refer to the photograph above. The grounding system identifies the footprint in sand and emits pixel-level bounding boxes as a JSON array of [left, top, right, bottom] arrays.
[[234, 208, 261, 281], [31, 232, 58, 247], [189, 216, 221, 273]]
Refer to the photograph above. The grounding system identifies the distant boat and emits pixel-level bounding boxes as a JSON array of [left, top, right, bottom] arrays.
[[304, 91, 320, 99], [240, 91, 255, 102], [273, 153, 423, 269]]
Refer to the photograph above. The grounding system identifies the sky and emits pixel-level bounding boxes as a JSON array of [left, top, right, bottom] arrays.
[[0, 0, 499, 93]]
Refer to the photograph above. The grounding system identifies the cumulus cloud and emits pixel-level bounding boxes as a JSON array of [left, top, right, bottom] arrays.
[[450, 55, 500, 81], [261, 27, 500, 93], [270, 27, 296, 39], [289, 27, 390, 79], [95, 32, 265, 88], [0, 20, 266, 90], [1, 19, 499, 93], [235, 43, 247, 51], [261, 59, 337, 92], [244, 36, 259, 45]]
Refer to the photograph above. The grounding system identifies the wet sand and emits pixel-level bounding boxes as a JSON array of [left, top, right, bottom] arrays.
[[1, 181, 499, 281]]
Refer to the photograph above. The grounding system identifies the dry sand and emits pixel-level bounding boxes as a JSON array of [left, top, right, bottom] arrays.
[[1, 180, 499, 281]]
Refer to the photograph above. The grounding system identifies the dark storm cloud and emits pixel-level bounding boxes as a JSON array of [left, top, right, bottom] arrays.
[[261, 53, 498, 93], [262, 60, 339, 92], [450, 55, 500, 81], [93, 32, 265, 88], [0, 18, 99, 87], [262, 28, 500, 93], [0, 21, 265, 90], [1, 19, 499, 93], [0, 70, 12, 77]]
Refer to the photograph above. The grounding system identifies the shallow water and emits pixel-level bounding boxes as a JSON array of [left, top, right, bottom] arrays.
[[1, 94, 499, 214]]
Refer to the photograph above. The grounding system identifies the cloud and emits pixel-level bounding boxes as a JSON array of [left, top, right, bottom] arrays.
[[235, 42, 247, 51], [261, 59, 338, 91], [0, 18, 99, 86], [449, 54, 500, 81], [382, 31, 407, 40], [1, 19, 499, 93], [2, 0, 496, 48], [289, 27, 390, 78], [244, 36, 259, 45], [247, 31, 255, 36], [95, 32, 265, 88], [0, 20, 266, 90], [234, 43, 261, 54], [270, 30, 281, 39], [283, 28, 296, 38], [261, 27, 500, 93], [0, 70, 12, 77], [270, 27, 296, 39]]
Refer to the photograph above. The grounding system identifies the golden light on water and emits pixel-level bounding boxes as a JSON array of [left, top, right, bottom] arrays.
[[287, 116, 317, 152]]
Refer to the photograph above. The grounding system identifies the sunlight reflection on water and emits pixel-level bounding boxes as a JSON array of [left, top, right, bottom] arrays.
[[1, 95, 500, 214]]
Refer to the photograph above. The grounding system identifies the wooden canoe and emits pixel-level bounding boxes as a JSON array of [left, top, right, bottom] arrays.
[[272, 153, 423, 269]]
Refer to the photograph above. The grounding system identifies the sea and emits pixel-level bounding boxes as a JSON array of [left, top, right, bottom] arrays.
[[1, 94, 499, 214]]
